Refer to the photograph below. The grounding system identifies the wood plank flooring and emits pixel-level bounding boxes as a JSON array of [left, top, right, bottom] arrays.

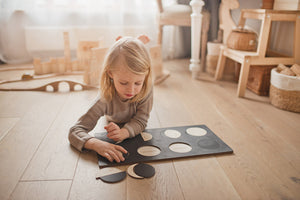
[[0, 59, 299, 200]]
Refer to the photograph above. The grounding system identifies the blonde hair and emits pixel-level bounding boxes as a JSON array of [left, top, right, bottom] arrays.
[[100, 37, 152, 102]]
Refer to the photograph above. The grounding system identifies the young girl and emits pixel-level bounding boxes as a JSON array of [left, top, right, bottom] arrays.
[[69, 36, 153, 163]]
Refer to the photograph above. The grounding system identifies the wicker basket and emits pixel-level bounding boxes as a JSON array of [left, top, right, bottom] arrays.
[[270, 68, 300, 113], [235, 64, 275, 96], [206, 42, 236, 81], [227, 28, 257, 51]]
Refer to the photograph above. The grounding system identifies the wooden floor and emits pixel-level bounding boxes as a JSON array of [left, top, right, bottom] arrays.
[[0, 59, 299, 200]]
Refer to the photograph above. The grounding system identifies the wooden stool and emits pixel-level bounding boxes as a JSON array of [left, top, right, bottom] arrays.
[[215, 9, 300, 97]]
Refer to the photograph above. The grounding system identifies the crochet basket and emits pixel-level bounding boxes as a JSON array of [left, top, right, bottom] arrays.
[[270, 68, 300, 112]]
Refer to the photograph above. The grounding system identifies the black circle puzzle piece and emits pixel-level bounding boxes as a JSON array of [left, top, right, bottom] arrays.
[[133, 163, 155, 178], [97, 171, 127, 183]]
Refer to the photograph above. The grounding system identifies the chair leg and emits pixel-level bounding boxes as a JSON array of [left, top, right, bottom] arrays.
[[167, 26, 176, 59], [200, 31, 208, 72], [237, 59, 250, 97], [214, 48, 226, 80], [157, 25, 163, 44]]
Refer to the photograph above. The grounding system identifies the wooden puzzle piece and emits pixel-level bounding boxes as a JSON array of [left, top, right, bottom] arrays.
[[95, 167, 126, 183], [141, 132, 152, 141], [164, 129, 181, 138], [169, 142, 192, 153], [133, 163, 155, 178], [127, 164, 144, 179]]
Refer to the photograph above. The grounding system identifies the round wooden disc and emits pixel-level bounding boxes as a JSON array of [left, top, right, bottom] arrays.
[[186, 127, 207, 136], [137, 145, 161, 157], [133, 163, 155, 178], [127, 164, 144, 179], [169, 142, 192, 153], [141, 132, 152, 141], [164, 129, 181, 138]]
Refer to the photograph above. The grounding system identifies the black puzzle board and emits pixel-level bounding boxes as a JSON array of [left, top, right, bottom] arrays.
[[95, 124, 233, 168]]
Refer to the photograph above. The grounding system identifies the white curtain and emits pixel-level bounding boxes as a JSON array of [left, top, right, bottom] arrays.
[[0, 0, 162, 64]]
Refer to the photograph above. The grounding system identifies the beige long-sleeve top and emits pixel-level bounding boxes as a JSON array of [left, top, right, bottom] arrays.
[[69, 89, 153, 151]]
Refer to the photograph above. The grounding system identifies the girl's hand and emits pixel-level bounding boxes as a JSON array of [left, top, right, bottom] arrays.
[[84, 138, 127, 163], [105, 122, 130, 142]]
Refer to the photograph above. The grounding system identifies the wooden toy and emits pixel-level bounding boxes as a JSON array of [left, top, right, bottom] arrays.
[[97, 171, 127, 183], [149, 45, 170, 85], [84, 47, 108, 86], [280, 68, 296, 76], [0, 80, 97, 92], [63, 32, 72, 72], [127, 164, 144, 179], [96, 124, 233, 168], [291, 64, 300, 76], [77, 40, 100, 71], [133, 163, 155, 178], [33, 58, 42, 74], [33, 32, 77, 75], [33, 32, 97, 75], [95, 167, 127, 183], [6, 33, 166, 92]]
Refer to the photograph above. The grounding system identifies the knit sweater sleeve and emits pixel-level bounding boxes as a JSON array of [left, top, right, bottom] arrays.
[[123, 89, 153, 137], [68, 99, 106, 151]]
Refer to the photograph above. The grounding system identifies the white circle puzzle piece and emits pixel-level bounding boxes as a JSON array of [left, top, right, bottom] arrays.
[[186, 127, 207, 136], [169, 142, 192, 153], [137, 145, 161, 157], [164, 129, 181, 138]]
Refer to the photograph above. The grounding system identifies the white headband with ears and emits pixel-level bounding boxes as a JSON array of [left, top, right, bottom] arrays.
[[115, 35, 150, 44]]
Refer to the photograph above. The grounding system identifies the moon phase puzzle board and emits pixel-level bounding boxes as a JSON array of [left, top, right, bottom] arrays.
[[96, 124, 233, 168]]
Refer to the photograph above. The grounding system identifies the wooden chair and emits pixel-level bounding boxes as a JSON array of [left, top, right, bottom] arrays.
[[156, 0, 210, 70], [215, 9, 300, 97], [156, 0, 192, 44]]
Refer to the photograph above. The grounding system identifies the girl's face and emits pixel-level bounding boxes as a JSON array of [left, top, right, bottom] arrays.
[[109, 64, 146, 100]]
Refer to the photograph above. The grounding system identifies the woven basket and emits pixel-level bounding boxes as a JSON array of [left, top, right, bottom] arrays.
[[270, 68, 300, 113], [227, 28, 257, 51], [235, 64, 275, 95]]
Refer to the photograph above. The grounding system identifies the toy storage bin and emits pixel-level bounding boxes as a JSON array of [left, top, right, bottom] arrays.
[[270, 68, 300, 112]]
